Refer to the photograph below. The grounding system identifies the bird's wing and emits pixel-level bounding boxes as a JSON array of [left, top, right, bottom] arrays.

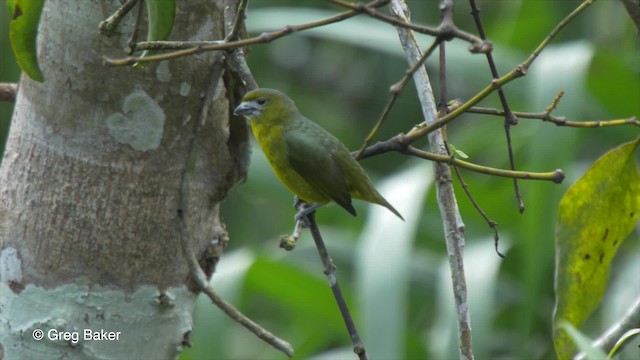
[[285, 120, 356, 216]]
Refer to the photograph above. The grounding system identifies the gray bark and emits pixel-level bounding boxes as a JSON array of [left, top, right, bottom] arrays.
[[0, 0, 243, 358]]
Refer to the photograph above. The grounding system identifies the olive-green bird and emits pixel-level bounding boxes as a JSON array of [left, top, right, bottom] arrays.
[[234, 88, 403, 220]]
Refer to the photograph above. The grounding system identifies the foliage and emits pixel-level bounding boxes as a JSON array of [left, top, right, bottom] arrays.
[[191, 1, 639, 359], [6, 0, 44, 82], [136, 0, 175, 62], [1, 0, 637, 359], [554, 139, 640, 359]]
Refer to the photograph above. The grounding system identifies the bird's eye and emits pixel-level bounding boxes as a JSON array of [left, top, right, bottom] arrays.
[[256, 98, 267, 106]]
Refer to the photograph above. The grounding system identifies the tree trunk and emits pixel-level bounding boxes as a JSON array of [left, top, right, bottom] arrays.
[[0, 0, 244, 358]]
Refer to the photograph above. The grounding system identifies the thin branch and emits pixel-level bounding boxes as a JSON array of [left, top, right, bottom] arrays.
[[175, 55, 293, 357], [135, 40, 225, 51], [302, 205, 368, 360], [468, 0, 524, 212], [184, 250, 294, 357], [389, 1, 473, 359], [403, 146, 565, 183], [98, 0, 139, 37], [331, 0, 491, 52], [223, 0, 258, 90], [0, 83, 18, 103], [404, 70, 514, 142], [355, 38, 440, 159], [574, 296, 640, 360], [521, 0, 597, 73], [279, 216, 305, 251], [451, 164, 503, 257], [104, 0, 389, 66], [224, 0, 248, 41], [355, 135, 564, 183], [439, 0, 503, 258], [467, 107, 640, 128], [403, 0, 598, 144], [125, 0, 145, 54]]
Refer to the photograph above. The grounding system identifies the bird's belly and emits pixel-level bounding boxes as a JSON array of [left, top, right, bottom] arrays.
[[273, 165, 329, 204], [256, 129, 329, 204]]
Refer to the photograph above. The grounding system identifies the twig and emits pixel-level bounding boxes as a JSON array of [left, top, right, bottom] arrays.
[[357, 139, 565, 183], [574, 296, 640, 360], [439, 0, 503, 258], [404, 146, 564, 182], [467, 107, 640, 128], [279, 216, 305, 251], [104, 0, 389, 66], [451, 164, 503, 257], [402, 0, 598, 145], [175, 55, 293, 357], [183, 249, 294, 357], [355, 38, 440, 159], [224, 0, 248, 41], [331, 0, 490, 52], [135, 40, 225, 51], [125, 0, 145, 54], [302, 205, 368, 360], [520, 0, 597, 74], [0, 83, 18, 103], [389, 1, 473, 359], [98, 0, 139, 37], [223, 0, 258, 90], [468, 0, 525, 212]]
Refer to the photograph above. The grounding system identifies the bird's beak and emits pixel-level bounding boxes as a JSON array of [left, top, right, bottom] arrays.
[[233, 102, 259, 117]]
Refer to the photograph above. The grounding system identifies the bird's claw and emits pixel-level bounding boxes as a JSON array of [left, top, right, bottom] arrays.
[[293, 203, 321, 228]]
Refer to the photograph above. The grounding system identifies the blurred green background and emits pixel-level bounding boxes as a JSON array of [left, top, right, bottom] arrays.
[[2, 1, 638, 359]]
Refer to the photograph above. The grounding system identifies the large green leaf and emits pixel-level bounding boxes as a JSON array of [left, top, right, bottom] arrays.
[[136, 0, 175, 64], [7, 0, 45, 82], [553, 138, 640, 359], [146, 0, 175, 43]]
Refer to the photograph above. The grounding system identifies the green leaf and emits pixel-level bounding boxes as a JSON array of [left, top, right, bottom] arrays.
[[146, 0, 175, 43], [7, 0, 45, 82], [553, 138, 640, 359], [448, 144, 470, 159], [135, 0, 175, 66], [557, 321, 608, 360]]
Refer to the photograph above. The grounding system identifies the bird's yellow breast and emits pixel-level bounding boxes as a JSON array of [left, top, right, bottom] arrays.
[[250, 121, 330, 204]]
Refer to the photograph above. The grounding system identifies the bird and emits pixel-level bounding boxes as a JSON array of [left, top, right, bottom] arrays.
[[234, 88, 403, 221]]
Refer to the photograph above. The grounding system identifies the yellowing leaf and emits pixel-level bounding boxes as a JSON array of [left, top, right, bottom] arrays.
[[7, 0, 45, 82], [553, 138, 640, 359]]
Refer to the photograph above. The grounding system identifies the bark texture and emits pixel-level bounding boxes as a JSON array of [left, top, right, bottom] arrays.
[[0, 0, 244, 358]]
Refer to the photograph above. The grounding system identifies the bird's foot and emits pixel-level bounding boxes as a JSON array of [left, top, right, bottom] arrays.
[[294, 203, 321, 228]]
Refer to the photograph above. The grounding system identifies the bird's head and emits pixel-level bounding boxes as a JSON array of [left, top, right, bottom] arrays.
[[233, 88, 298, 124]]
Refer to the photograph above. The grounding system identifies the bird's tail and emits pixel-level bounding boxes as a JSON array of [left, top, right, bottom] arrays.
[[373, 193, 404, 221]]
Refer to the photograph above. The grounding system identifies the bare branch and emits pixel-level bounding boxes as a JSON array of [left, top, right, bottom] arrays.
[[389, 1, 473, 359], [104, 0, 389, 66], [175, 55, 293, 357], [301, 204, 368, 360], [98, 0, 139, 37], [467, 107, 640, 128], [331, 0, 490, 52], [575, 296, 640, 360]]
